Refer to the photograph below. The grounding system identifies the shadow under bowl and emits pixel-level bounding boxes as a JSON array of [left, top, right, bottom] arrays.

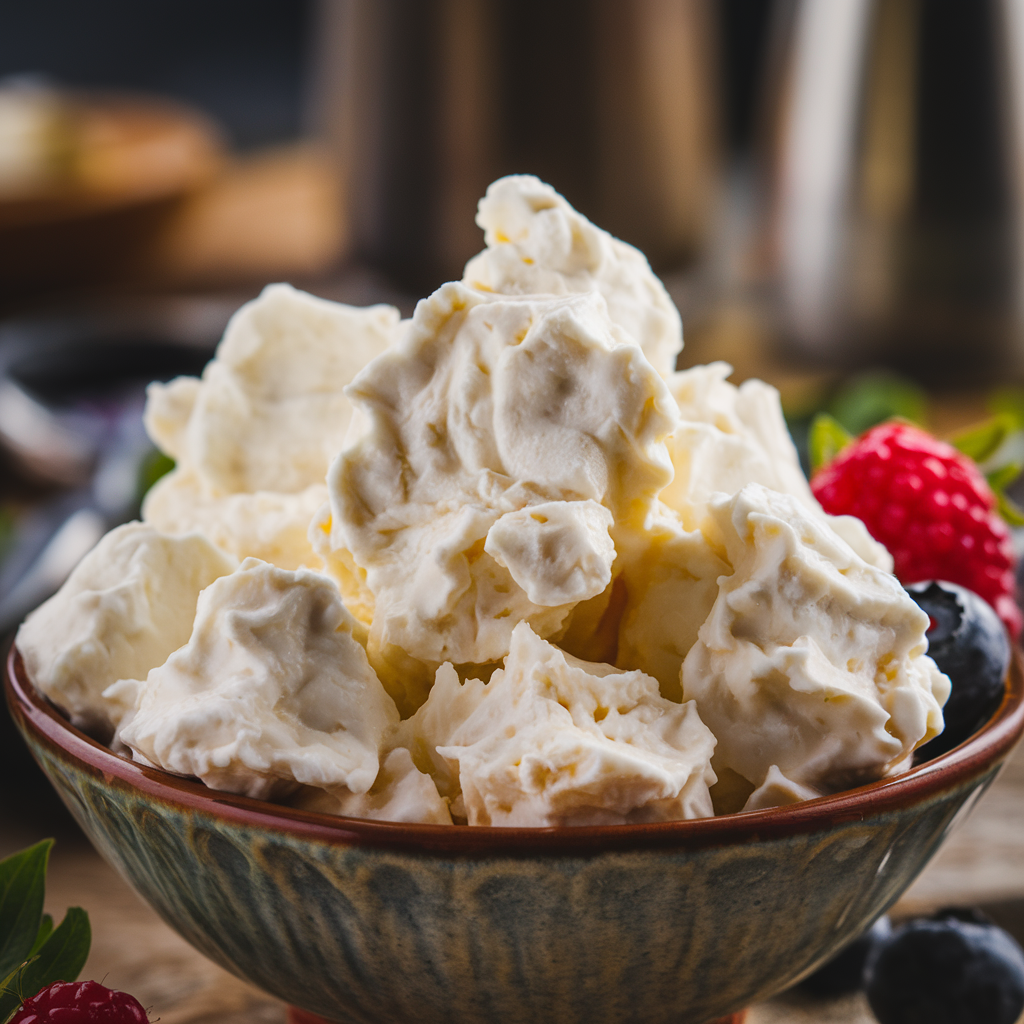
[[7, 646, 1024, 1024]]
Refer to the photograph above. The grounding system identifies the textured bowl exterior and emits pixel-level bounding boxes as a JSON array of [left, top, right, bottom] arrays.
[[7, 648, 1024, 1024]]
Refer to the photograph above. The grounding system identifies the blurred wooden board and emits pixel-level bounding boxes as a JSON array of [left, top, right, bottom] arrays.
[[0, 96, 225, 292], [0, 94, 223, 230]]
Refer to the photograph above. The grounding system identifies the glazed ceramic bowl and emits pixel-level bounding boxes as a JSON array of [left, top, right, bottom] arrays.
[[7, 646, 1024, 1024]]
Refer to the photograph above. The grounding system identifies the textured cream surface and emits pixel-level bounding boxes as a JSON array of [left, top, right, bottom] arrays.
[[663, 362, 892, 571], [463, 175, 684, 376], [146, 283, 400, 495], [291, 748, 453, 825], [325, 281, 676, 711], [16, 522, 236, 735], [110, 559, 399, 801], [616, 362, 895, 697], [615, 510, 729, 699], [681, 484, 950, 799], [19, 173, 948, 828], [436, 622, 717, 826], [393, 663, 490, 810], [143, 283, 399, 569], [144, 472, 327, 570]]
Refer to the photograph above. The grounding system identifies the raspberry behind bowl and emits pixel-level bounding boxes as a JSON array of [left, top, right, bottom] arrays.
[[7, 644, 1024, 1024], [811, 421, 1022, 638]]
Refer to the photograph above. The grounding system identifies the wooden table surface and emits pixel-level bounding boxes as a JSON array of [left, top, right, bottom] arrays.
[[4, 736, 1024, 1024]]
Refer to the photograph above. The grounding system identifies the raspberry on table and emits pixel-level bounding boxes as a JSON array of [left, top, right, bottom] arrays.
[[811, 421, 1022, 639], [8, 980, 149, 1024]]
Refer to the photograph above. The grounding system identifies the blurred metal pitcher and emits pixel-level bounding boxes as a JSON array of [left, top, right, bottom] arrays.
[[313, 0, 721, 290], [764, 0, 1024, 382]]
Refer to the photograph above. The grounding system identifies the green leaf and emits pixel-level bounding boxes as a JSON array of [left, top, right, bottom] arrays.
[[989, 388, 1024, 430], [987, 463, 1024, 526], [28, 916, 53, 958], [828, 372, 928, 435], [0, 908, 90, 1023], [136, 448, 175, 502], [0, 841, 51, 982], [809, 413, 853, 473], [951, 414, 1016, 464]]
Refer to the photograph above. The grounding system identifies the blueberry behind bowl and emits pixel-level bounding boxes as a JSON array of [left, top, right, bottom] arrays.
[[865, 916, 1024, 1024], [906, 581, 1011, 761]]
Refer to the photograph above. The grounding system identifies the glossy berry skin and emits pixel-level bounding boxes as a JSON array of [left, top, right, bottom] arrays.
[[799, 915, 892, 996], [907, 581, 1011, 761], [865, 916, 1024, 1024], [9, 980, 148, 1024], [811, 421, 1021, 639]]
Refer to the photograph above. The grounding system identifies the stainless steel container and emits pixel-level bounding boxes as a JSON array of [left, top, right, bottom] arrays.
[[312, 0, 721, 290], [764, 0, 1024, 382]]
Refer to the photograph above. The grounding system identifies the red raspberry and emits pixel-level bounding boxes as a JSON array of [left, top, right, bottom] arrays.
[[811, 421, 1021, 639], [9, 980, 149, 1024]]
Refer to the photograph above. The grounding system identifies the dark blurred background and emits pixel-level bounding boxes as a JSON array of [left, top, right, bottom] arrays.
[[0, 0, 315, 150]]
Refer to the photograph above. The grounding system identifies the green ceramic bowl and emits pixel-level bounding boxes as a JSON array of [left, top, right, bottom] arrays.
[[7, 646, 1024, 1024]]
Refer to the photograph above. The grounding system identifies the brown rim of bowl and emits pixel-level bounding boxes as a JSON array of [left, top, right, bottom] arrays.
[[7, 644, 1024, 857]]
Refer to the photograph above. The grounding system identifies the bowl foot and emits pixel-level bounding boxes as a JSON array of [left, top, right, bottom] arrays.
[[287, 1010, 747, 1024]]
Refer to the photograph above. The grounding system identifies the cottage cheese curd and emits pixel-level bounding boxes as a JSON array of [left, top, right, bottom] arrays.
[[16, 522, 236, 737], [108, 559, 398, 801], [18, 174, 952, 827], [322, 281, 676, 713], [681, 484, 950, 807], [143, 283, 400, 568], [463, 175, 684, 376], [434, 622, 717, 826]]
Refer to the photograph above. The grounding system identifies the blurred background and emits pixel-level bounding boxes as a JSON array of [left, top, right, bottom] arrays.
[[5, 0, 1024, 814]]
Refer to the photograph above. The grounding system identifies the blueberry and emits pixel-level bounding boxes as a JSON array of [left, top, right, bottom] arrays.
[[799, 915, 892, 996], [865, 916, 1024, 1024], [905, 581, 1011, 760]]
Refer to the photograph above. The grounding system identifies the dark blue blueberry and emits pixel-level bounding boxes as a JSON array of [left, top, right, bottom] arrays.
[[799, 916, 892, 996], [906, 581, 1010, 761], [865, 916, 1024, 1024]]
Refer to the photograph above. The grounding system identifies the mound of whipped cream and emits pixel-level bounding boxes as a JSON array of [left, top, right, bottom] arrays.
[[17, 175, 951, 826]]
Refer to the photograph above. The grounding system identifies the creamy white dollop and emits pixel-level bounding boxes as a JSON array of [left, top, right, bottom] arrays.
[[435, 622, 717, 826], [292, 748, 453, 825], [680, 484, 950, 804], [324, 281, 677, 713], [662, 362, 892, 570], [110, 559, 399, 801], [615, 362, 894, 696], [18, 173, 950, 829], [144, 474, 327, 571], [143, 283, 400, 568], [16, 522, 236, 737], [463, 175, 683, 376]]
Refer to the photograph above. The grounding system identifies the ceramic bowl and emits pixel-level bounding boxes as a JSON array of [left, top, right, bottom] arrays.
[[7, 646, 1024, 1024]]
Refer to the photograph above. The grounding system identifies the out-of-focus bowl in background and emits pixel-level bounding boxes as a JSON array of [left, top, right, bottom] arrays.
[[7, 646, 1024, 1024], [0, 90, 224, 291]]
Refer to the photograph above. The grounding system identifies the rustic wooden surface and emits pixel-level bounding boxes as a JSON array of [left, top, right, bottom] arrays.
[[4, 736, 1024, 1024]]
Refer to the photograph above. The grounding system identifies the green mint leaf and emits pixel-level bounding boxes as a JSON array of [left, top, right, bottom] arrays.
[[989, 388, 1024, 430], [987, 464, 1024, 526], [0, 841, 51, 981], [951, 415, 1016, 464], [0, 908, 90, 1023], [996, 491, 1024, 527], [809, 413, 853, 473], [137, 449, 175, 503], [28, 916, 53, 958], [827, 372, 927, 435]]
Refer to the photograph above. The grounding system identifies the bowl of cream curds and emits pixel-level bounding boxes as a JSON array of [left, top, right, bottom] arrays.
[[6, 176, 1024, 1024], [8, 649, 1024, 1024]]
